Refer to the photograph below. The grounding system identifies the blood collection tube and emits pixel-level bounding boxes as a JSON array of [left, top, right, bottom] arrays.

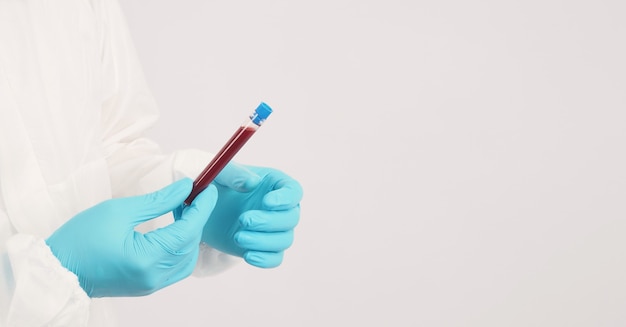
[[184, 102, 273, 205]]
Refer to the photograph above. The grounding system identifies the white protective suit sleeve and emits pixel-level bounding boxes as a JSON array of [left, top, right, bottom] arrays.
[[0, 1, 236, 326], [0, 2, 93, 325]]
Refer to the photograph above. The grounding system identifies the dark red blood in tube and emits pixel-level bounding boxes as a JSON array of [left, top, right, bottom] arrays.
[[184, 126, 256, 205]]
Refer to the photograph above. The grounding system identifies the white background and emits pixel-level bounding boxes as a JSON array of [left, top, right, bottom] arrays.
[[115, 1, 626, 326]]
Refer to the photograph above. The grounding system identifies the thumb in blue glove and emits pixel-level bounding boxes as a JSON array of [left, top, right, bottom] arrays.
[[46, 178, 217, 298]]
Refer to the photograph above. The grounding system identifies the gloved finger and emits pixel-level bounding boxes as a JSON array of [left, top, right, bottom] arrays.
[[119, 178, 193, 225], [214, 162, 262, 192], [145, 184, 218, 253], [173, 204, 183, 221], [239, 207, 300, 232], [234, 230, 294, 252], [244, 251, 284, 268], [262, 177, 303, 211]]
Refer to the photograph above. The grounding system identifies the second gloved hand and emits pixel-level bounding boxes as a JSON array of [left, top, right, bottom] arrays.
[[201, 163, 303, 268], [46, 179, 217, 298]]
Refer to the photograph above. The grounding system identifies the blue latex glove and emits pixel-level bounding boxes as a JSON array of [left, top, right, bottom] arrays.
[[201, 163, 303, 268], [46, 178, 217, 298]]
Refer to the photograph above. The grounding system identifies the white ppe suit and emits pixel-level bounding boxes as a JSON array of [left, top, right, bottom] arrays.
[[0, 0, 235, 325]]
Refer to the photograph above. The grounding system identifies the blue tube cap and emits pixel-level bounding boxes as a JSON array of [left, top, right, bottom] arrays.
[[252, 102, 273, 125]]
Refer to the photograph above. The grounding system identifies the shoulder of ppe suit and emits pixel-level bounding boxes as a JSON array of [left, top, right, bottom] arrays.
[[6, 234, 89, 301]]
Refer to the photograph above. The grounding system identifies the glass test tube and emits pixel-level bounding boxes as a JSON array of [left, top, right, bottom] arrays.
[[184, 102, 273, 205]]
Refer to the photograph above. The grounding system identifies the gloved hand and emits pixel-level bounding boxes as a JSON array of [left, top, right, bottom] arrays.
[[200, 163, 303, 268], [46, 178, 217, 298]]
